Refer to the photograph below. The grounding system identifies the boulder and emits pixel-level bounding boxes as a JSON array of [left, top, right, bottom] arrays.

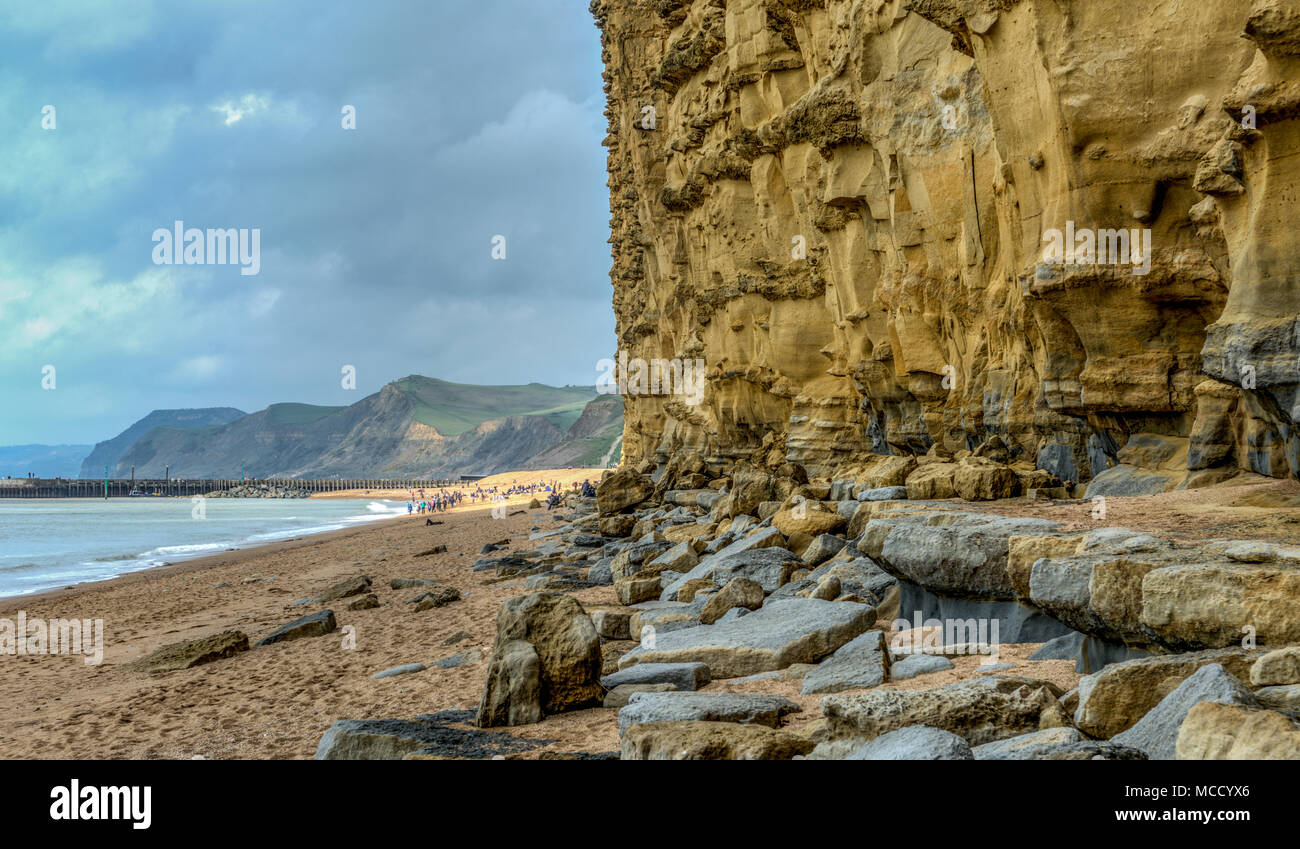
[[1249, 645, 1300, 686], [475, 593, 602, 726], [601, 661, 711, 692], [770, 557, 897, 606], [861, 512, 1059, 600], [905, 463, 958, 500], [1256, 684, 1300, 712], [801, 533, 846, 566], [660, 544, 799, 601], [708, 547, 803, 594], [1176, 702, 1300, 759], [615, 574, 662, 605], [316, 712, 548, 760], [645, 540, 700, 574], [699, 577, 765, 624], [809, 575, 840, 600], [476, 640, 543, 727], [371, 663, 426, 679], [773, 502, 847, 538], [618, 598, 875, 679], [130, 630, 249, 672], [970, 727, 1081, 759], [597, 468, 655, 515], [1111, 664, 1259, 760], [590, 609, 633, 640], [620, 721, 814, 760], [821, 677, 1065, 746], [889, 653, 955, 681], [859, 456, 916, 489], [610, 540, 674, 580], [348, 593, 380, 611], [413, 588, 461, 612], [1084, 464, 1180, 497], [978, 741, 1149, 760], [1073, 648, 1261, 739], [256, 610, 337, 646], [317, 575, 373, 601], [801, 630, 890, 695], [953, 458, 1021, 501], [617, 691, 800, 734], [857, 486, 909, 502], [599, 515, 637, 537], [435, 648, 484, 668], [676, 578, 718, 603], [604, 682, 677, 708], [845, 726, 973, 760]]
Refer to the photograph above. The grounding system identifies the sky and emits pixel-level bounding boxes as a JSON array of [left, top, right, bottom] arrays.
[[0, 0, 614, 445]]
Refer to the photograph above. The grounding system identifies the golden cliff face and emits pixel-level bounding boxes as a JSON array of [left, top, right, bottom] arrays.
[[592, 0, 1300, 485]]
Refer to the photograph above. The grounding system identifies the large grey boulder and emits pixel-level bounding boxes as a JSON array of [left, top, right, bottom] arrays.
[[1111, 664, 1259, 760], [821, 676, 1065, 746], [802, 534, 846, 566], [710, 548, 803, 593], [475, 640, 543, 726], [890, 653, 955, 681], [801, 630, 890, 695], [660, 545, 798, 601], [845, 725, 973, 760], [859, 512, 1059, 600], [971, 727, 1081, 759], [617, 598, 875, 679], [620, 721, 814, 760], [475, 593, 602, 727], [600, 662, 710, 692], [617, 691, 800, 735], [256, 610, 337, 646], [1073, 648, 1262, 739], [857, 486, 908, 501], [978, 741, 1148, 760], [315, 712, 547, 760], [769, 557, 897, 604]]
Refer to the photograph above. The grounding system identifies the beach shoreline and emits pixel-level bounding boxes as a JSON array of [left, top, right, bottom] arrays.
[[0, 468, 630, 759], [0, 467, 608, 606]]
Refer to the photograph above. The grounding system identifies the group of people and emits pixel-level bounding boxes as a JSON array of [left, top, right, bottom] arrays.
[[406, 487, 462, 514], [403, 476, 599, 515], [546, 479, 596, 509]]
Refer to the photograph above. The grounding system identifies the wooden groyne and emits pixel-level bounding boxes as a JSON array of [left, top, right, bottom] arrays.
[[0, 479, 458, 499]]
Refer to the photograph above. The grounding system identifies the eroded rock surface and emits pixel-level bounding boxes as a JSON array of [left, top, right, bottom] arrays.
[[592, 0, 1300, 485]]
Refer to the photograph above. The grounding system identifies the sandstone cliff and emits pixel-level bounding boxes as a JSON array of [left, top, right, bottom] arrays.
[[592, 0, 1300, 489]]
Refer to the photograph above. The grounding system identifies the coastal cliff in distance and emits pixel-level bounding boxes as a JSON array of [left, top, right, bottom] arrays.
[[91, 378, 618, 480], [591, 0, 1300, 492], [79, 408, 246, 478]]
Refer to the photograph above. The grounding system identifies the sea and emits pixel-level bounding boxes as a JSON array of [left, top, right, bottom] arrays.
[[0, 498, 408, 598]]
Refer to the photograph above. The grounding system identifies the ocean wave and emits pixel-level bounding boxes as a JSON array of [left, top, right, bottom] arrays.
[[143, 542, 228, 557]]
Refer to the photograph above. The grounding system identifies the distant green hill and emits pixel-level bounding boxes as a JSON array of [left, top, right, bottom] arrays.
[[78, 408, 247, 478], [390, 376, 596, 436], [97, 377, 618, 479]]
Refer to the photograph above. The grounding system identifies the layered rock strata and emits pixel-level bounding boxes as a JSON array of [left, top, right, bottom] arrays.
[[592, 0, 1300, 486]]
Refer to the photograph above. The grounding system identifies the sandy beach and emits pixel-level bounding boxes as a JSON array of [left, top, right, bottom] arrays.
[[0, 495, 625, 759], [0, 482, 1098, 759]]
